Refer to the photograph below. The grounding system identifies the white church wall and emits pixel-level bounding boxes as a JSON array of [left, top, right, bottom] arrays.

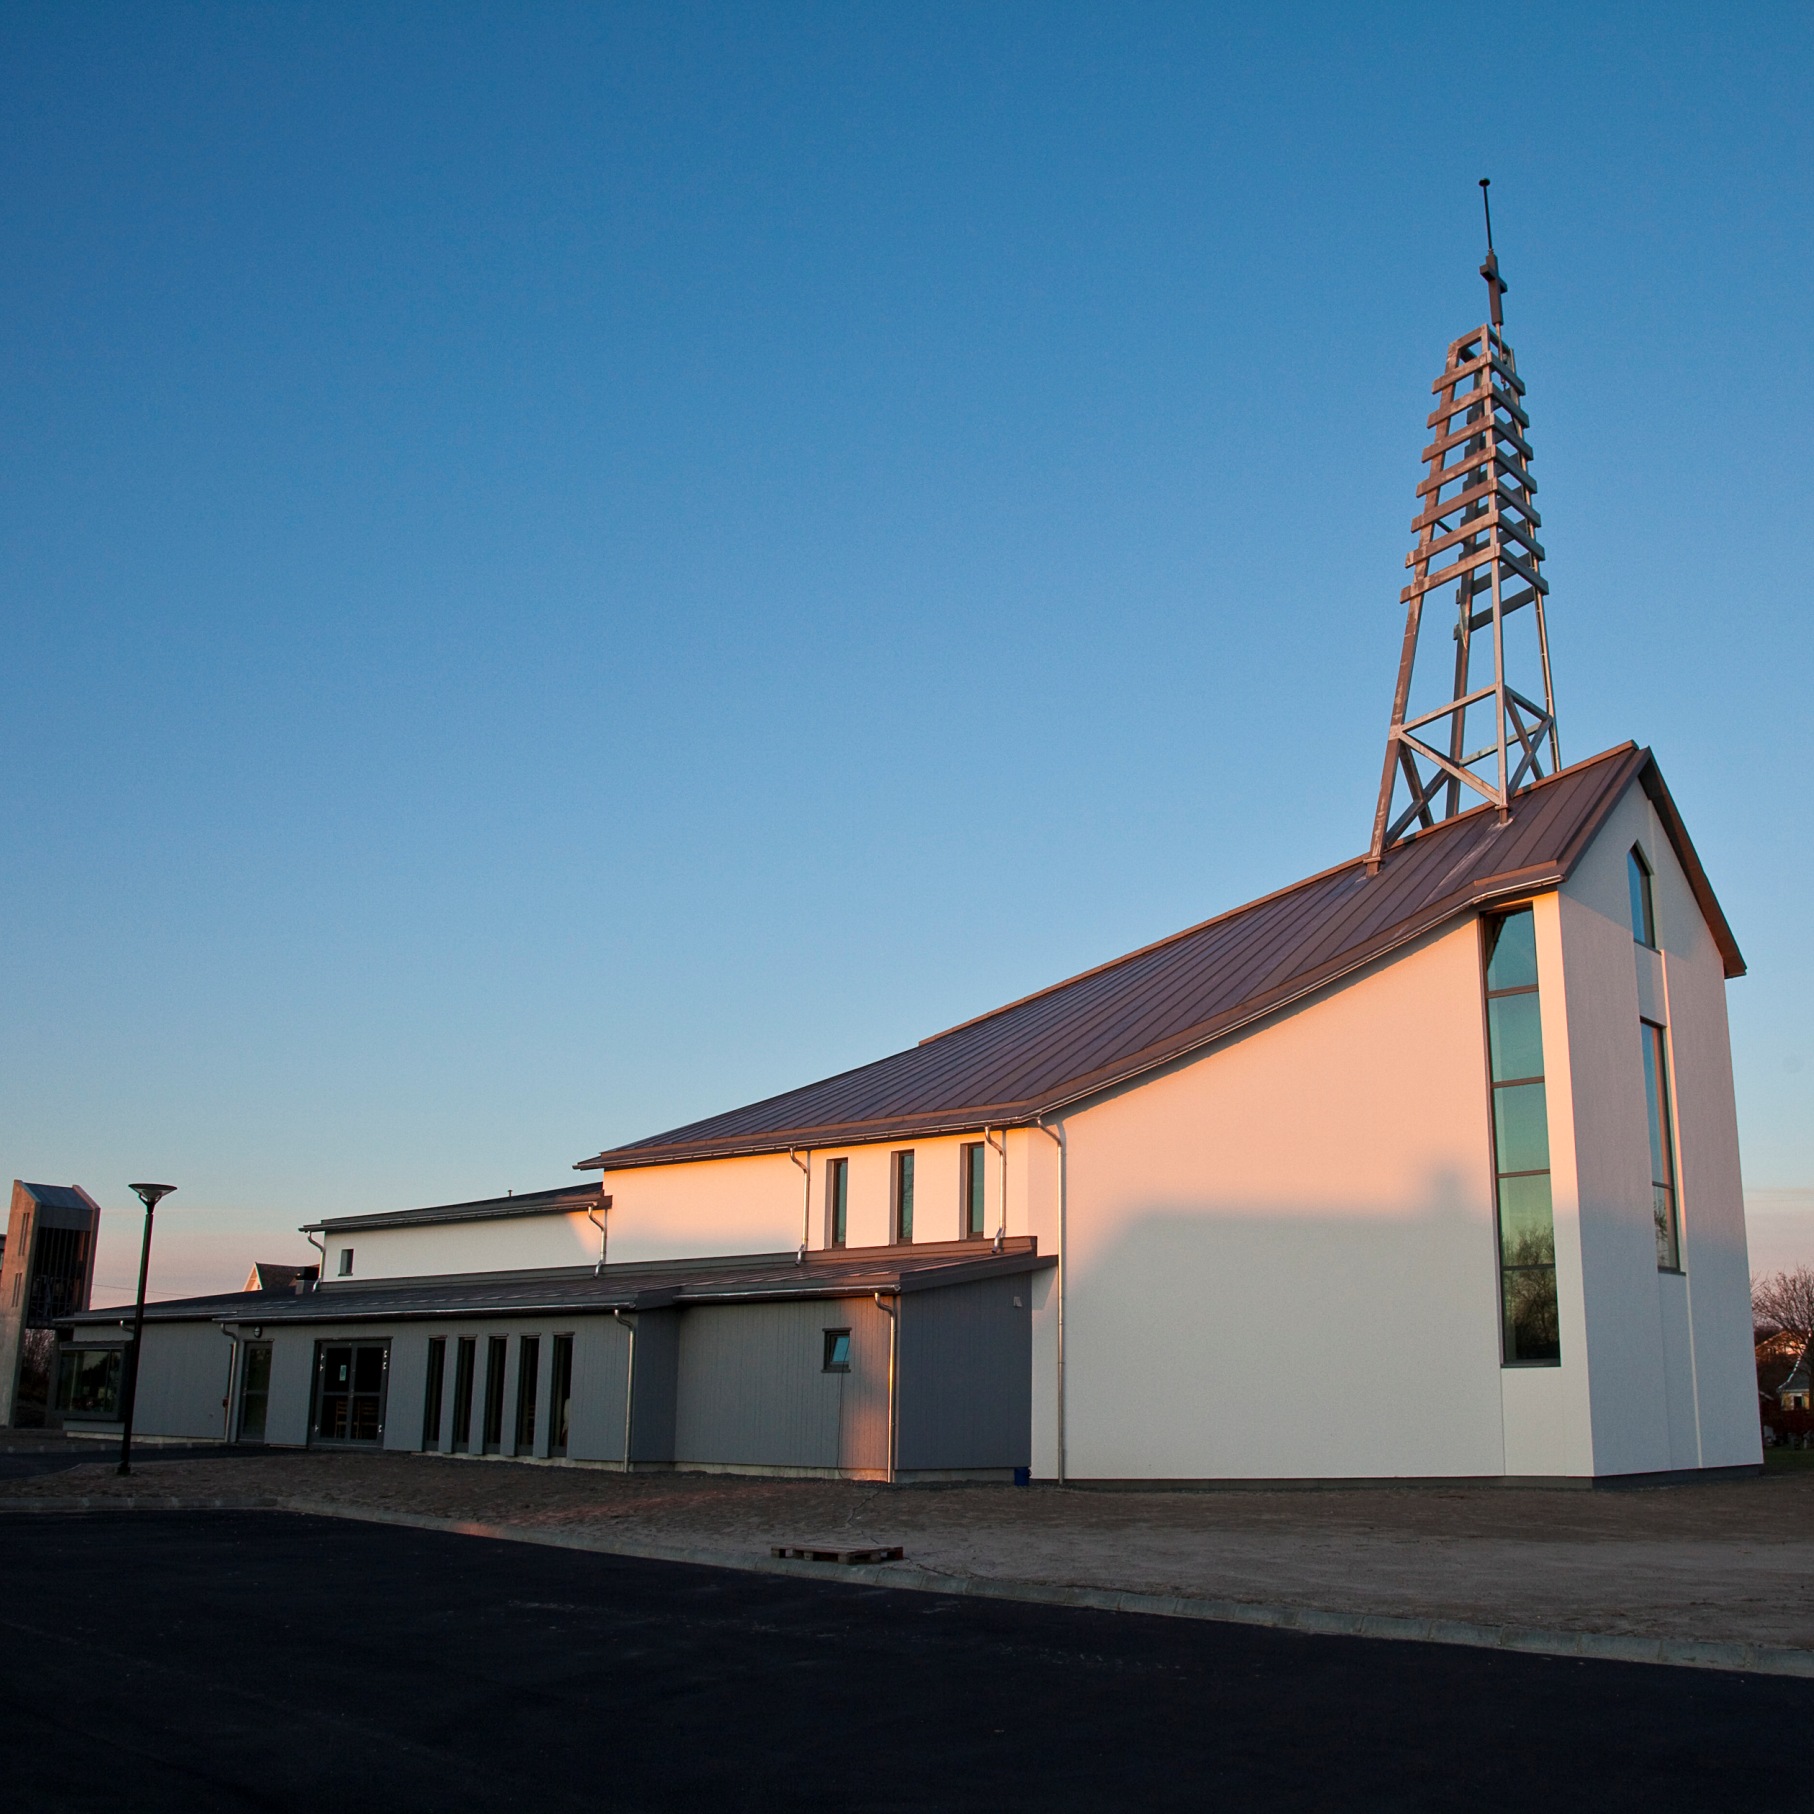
[[1556, 778, 1758, 1475], [1052, 921, 1510, 1482]]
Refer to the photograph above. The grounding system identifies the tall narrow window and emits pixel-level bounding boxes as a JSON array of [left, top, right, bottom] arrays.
[[1642, 1020, 1681, 1271], [892, 1151, 915, 1244], [422, 1337, 447, 1450], [1484, 909, 1560, 1365], [515, 1336, 540, 1454], [1627, 846, 1656, 948], [237, 1343, 272, 1443], [451, 1336, 476, 1448], [337, 1247, 354, 1277], [549, 1334, 574, 1459], [961, 1142, 987, 1239], [482, 1336, 507, 1452], [826, 1158, 849, 1248]]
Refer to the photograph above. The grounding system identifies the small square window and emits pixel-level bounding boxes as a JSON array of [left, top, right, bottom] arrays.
[[822, 1329, 851, 1372], [337, 1248, 354, 1277]]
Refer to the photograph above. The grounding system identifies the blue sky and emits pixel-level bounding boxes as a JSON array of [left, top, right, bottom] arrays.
[[2, 3, 1808, 1299]]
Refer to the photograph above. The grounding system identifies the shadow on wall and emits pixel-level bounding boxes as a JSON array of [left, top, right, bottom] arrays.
[[1063, 1170, 1509, 1480]]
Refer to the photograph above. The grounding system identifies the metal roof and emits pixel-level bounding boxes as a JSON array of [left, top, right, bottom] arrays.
[[303, 1183, 604, 1236], [16, 1183, 99, 1213], [62, 1239, 1051, 1328], [579, 744, 1742, 1172]]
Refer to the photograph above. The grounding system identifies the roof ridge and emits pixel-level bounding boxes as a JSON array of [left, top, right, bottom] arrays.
[[915, 742, 1639, 1050]]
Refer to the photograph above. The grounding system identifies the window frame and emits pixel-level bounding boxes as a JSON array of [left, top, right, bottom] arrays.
[[481, 1335, 508, 1453], [548, 1333, 574, 1459], [960, 1142, 987, 1240], [451, 1335, 476, 1449], [891, 1150, 915, 1244], [514, 1335, 540, 1455], [822, 1328, 852, 1373], [1481, 906, 1562, 1368], [1627, 844, 1658, 949], [1642, 1017, 1683, 1273], [825, 1157, 849, 1249], [336, 1247, 354, 1277], [309, 1338, 390, 1446], [421, 1336, 447, 1450]]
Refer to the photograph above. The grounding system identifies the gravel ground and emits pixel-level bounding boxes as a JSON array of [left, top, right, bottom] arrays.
[[9, 1447, 1813, 1650]]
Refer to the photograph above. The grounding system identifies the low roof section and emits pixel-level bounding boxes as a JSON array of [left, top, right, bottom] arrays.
[[61, 1239, 1053, 1330], [302, 1183, 604, 1238], [579, 743, 1743, 1173]]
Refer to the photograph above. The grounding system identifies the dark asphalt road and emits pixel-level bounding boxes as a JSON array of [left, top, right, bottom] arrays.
[[0, 1510, 1802, 1813]]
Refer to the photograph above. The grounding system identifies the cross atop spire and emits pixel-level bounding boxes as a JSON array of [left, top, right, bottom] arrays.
[[1478, 178, 1507, 328], [1366, 187, 1559, 870]]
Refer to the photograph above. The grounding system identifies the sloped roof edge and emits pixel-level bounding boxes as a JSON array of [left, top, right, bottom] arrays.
[[576, 743, 1741, 1172]]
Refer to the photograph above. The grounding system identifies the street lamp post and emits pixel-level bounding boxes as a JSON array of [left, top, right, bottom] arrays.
[[117, 1183, 176, 1477]]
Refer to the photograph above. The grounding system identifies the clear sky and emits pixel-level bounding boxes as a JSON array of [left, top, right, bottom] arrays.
[[3, 3, 1809, 1302]]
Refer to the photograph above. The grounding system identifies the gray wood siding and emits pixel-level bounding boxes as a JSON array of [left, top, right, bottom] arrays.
[[674, 1299, 869, 1469], [897, 1275, 1031, 1471], [131, 1322, 234, 1440]]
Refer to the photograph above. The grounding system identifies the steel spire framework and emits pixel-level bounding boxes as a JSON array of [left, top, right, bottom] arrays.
[[1367, 185, 1558, 870]]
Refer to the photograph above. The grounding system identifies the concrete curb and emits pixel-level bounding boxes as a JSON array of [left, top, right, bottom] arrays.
[[7, 1492, 1813, 1680]]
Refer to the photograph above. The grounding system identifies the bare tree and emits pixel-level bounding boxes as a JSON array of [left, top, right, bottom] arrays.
[[1753, 1265, 1814, 1340]]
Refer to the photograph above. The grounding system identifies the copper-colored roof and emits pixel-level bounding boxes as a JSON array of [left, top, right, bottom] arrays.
[[579, 744, 1741, 1171], [65, 1239, 1052, 1326]]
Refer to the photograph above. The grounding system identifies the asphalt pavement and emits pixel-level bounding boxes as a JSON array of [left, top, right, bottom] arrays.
[[0, 1509, 1803, 1812]]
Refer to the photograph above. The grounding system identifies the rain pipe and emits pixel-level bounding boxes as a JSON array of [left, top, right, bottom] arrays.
[[612, 1307, 637, 1473], [302, 1229, 326, 1291], [218, 1325, 241, 1442], [985, 1129, 1007, 1252], [789, 1149, 811, 1262], [586, 1194, 613, 1274], [1036, 1117, 1066, 1486], [874, 1292, 899, 1484]]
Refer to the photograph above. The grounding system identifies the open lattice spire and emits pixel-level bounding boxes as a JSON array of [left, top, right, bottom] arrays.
[[1367, 204, 1559, 869]]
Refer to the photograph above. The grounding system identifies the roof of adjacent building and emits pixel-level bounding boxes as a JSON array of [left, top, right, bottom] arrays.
[[578, 743, 1742, 1172], [302, 1183, 605, 1236], [16, 1183, 99, 1212], [63, 1239, 1051, 1327]]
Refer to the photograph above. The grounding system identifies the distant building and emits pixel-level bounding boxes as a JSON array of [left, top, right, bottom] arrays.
[[242, 1262, 319, 1293], [1, 1182, 101, 1427]]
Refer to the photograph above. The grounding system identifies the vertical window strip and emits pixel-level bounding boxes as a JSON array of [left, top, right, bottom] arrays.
[[892, 1150, 914, 1243], [1642, 1020, 1681, 1271], [827, 1158, 849, 1248], [549, 1334, 573, 1458], [1484, 908, 1561, 1365], [422, 1337, 446, 1450], [452, 1337, 475, 1448], [515, 1336, 540, 1453], [962, 1143, 987, 1238], [1627, 846, 1657, 948]]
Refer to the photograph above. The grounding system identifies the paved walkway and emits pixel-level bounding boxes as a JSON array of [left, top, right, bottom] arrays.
[[8, 1448, 1813, 1668]]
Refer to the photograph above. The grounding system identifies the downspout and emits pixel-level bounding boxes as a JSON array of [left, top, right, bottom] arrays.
[[874, 1291, 898, 1485], [985, 1128, 1007, 1252], [586, 1195, 613, 1274], [612, 1307, 637, 1473], [789, 1149, 811, 1262], [301, 1228, 325, 1289], [1036, 1117, 1067, 1486]]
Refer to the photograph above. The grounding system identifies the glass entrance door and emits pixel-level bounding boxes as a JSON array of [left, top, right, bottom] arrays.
[[313, 1341, 389, 1443], [237, 1343, 274, 1442]]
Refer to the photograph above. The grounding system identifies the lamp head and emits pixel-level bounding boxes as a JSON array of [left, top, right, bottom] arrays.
[[129, 1182, 177, 1211]]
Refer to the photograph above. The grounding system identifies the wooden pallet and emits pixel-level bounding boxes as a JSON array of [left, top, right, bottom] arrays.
[[770, 1544, 904, 1565]]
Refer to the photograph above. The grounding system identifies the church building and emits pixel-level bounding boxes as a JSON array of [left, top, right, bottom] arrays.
[[57, 246, 1760, 1486]]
